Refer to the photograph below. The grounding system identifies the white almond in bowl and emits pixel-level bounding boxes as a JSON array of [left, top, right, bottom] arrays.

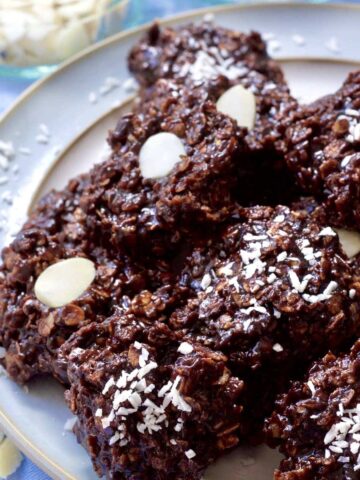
[[335, 228, 360, 258], [34, 257, 96, 308], [0, 437, 23, 478], [139, 132, 186, 179], [49, 21, 91, 61], [216, 84, 256, 130]]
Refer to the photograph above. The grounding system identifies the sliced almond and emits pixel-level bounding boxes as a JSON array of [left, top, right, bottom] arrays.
[[0, 437, 23, 478], [216, 85, 256, 130], [64, 416, 77, 432], [335, 228, 360, 258], [49, 20, 91, 61], [34, 257, 96, 308], [139, 132, 186, 179]]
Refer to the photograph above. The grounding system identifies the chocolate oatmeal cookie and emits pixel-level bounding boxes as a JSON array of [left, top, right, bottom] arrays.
[[281, 71, 360, 229], [86, 77, 244, 256], [265, 340, 360, 479], [174, 205, 360, 372], [128, 21, 296, 151], [63, 314, 244, 480], [171, 205, 360, 427], [0, 73, 246, 384], [129, 22, 300, 206], [0, 177, 162, 384]]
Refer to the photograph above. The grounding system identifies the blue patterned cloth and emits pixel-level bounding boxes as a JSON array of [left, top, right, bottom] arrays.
[[9, 460, 50, 480]]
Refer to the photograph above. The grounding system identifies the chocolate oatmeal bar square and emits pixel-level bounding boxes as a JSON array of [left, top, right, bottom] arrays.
[[129, 21, 297, 152], [0, 75, 243, 384], [265, 340, 360, 479], [129, 22, 301, 206], [171, 205, 360, 429], [0, 179, 159, 384], [62, 314, 244, 480], [281, 71, 360, 229], [174, 206, 360, 373]]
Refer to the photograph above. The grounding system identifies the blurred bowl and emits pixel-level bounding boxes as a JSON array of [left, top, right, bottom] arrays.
[[0, 0, 129, 80]]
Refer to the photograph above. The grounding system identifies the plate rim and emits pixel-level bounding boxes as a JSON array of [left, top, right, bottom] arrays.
[[1, 2, 360, 479]]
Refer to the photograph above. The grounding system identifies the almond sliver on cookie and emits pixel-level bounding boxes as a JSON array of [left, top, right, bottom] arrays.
[[216, 85, 256, 130], [335, 229, 360, 258], [34, 258, 96, 308], [139, 132, 186, 179]]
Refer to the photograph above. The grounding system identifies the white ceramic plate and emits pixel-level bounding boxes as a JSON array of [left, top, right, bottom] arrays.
[[1, 3, 360, 479]]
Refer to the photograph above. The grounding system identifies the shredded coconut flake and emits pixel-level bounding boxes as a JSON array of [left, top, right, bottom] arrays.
[[319, 227, 337, 237], [18, 147, 31, 155], [267, 273, 277, 284], [178, 342, 194, 355], [345, 109, 359, 118], [277, 251, 287, 262], [323, 281, 338, 297], [200, 273, 212, 290], [99, 76, 121, 96], [185, 449, 196, 459], [0, 140, 15, 158], [0, 154, 9, 171], [180, 50, 247, 83], [341, 154, 354, 167], [203, 12, 215, 22], [64, 417, 77, 432], [272, 343, 283, 352], [288, 270, 302, 292], [307, 381, 316, 396], [267, 39, 282, 54], [103, 377, 115, 395], [292, 34, 305, 46], [218, 262, 234, 277], [123, 77, 138, 93], [323, 402, 360, 471], [101, 346, 192, 446], [35, 134, 49, 145], [88, 91, 97, 104], [273, 214, 285, 223], [325, 36, 340, 53]]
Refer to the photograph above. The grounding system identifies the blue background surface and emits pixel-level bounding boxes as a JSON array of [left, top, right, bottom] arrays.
[[0, 0, 356, 478]]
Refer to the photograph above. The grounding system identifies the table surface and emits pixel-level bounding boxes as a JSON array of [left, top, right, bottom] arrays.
[[0, 0, 356, 478]]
